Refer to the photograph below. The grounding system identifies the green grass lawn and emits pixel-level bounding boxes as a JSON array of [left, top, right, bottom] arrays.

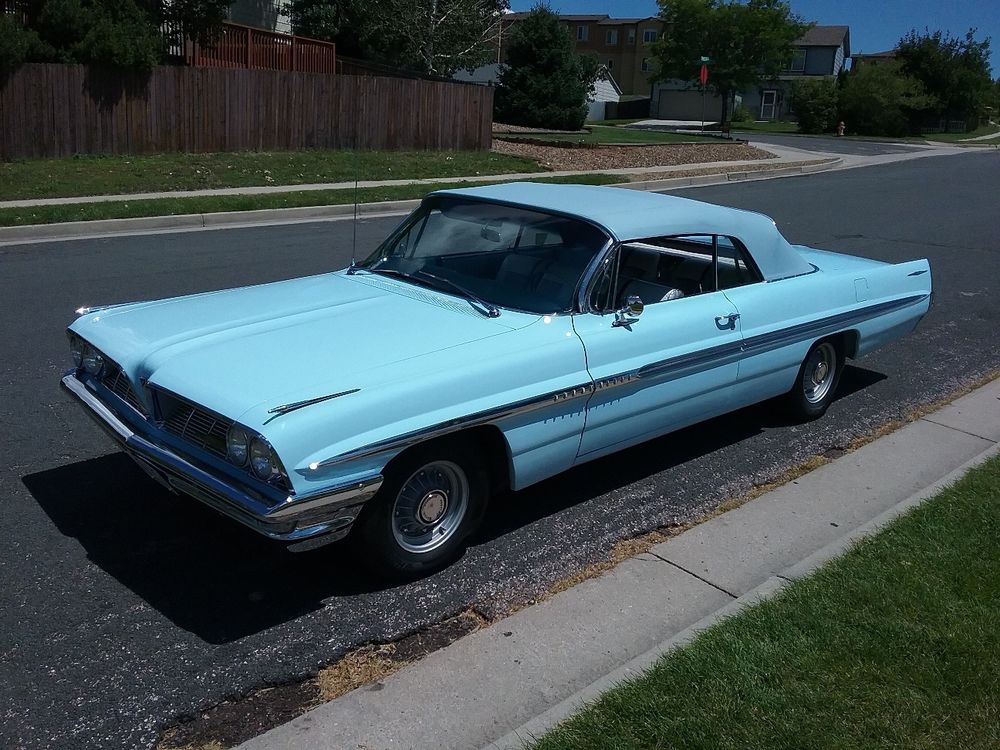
[[730, 120, 800, 134], [0, 173, 621, 227], [0, 149, 545, 202], [923, 123, 1000, 143], [499, 125, 721, 145], [531, 453, 1000, 750]]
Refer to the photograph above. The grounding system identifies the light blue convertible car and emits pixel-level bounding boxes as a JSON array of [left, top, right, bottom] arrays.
[[62, 183, 931, 576]]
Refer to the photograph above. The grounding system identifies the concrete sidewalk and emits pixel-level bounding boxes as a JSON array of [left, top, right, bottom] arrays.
[[238, 377, 1000, 750]]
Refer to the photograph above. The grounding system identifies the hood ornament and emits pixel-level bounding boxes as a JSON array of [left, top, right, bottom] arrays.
[[266, 388, 360, 421]]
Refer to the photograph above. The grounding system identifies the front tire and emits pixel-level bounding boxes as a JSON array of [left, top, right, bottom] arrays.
[[356, 440, 489, 579], [788, 339, 843, 420]]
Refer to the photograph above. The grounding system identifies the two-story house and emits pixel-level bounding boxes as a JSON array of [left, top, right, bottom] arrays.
[[743, 25, 851, 120], [652, 25, 851, 122], [500, 13, 665, 97]]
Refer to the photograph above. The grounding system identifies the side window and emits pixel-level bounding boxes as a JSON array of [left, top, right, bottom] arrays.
[[589, 235, 761, 311], [716, 236, 761, 289]]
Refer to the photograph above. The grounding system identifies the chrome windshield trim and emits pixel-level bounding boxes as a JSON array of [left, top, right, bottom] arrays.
[[577, 237, 618, 313], [310, 380, 596, 471]]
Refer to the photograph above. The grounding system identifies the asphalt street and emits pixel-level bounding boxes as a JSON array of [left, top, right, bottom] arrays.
[[743, 131, 929, 155], [2, 150, 998, 749]]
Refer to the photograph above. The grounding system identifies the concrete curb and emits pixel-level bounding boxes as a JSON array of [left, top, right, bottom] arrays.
[[488, 437, 1000, 749], [234, 378, 1000, 750], [0, 159, 841, 246]]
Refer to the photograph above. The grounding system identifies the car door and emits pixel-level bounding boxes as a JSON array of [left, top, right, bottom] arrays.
[[572, 238, 743, 459]]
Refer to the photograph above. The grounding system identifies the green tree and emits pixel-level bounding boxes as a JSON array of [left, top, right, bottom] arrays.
[[157, 0, 234, 47], [0, 15, 48, 73], [285, 0, 374, 57], [31, 0, 162, 69], [896, 29, 993, 129], [839, 60, 933, 136], [288, 0, 507, 74], [494, 4, 600, 130], [652, 0, 810, 126], [2, 0, 231, 72], [370, 0, 508, 75], [791, 77, 838, 133]]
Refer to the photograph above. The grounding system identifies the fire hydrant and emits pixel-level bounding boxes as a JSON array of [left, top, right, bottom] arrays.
[[836, 121, 846, 137]]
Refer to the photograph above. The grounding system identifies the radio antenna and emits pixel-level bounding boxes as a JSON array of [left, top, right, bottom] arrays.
[[350, 95, 360, 270]]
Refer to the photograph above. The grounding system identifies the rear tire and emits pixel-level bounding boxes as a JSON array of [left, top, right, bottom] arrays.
[[787, 339, 843, 420], [355, 439, 489, 580]]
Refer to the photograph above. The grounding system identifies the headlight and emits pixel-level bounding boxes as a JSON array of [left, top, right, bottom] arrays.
[[69, 334, 84, 368], [226, 426, 250, 466], [249, 437, 281, 480], [82, 345, 105, 376]]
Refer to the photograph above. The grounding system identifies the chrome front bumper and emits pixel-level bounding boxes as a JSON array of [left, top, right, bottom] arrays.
[[61, 374, 382, 543]]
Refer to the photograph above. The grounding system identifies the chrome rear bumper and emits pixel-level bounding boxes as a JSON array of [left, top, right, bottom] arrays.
[[61, 374, 381, 542]]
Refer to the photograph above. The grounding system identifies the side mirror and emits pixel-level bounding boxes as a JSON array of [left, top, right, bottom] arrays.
[[613, 295, 644, 328]]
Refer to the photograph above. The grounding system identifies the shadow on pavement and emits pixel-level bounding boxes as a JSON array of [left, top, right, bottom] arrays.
[[24, 364, 885, 644], [24, 455, 380, 644]]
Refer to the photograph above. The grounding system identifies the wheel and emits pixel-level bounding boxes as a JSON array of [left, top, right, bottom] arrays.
[[355, 440, 489, 579], [787, 339, 843, 419]]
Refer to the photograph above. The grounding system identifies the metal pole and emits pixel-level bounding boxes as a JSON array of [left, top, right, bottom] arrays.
[[701, 86, 705, 132]]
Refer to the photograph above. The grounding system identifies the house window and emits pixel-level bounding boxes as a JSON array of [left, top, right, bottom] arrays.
[[577, 25, 589, 41], [627, 28, 636, 45], [788, 48, 806, 72], [606, 29, 618, 45], [643, 29, 657, 44], [641, 57, 652, 73]]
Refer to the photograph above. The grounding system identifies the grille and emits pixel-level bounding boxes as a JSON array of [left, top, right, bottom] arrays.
[[160, 398, 232, 459], [102, 365, 148, 416]]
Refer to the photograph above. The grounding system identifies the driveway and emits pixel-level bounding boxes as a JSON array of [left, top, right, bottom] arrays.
[[741, 131, 928, 156], [2, 149, 998, 749]]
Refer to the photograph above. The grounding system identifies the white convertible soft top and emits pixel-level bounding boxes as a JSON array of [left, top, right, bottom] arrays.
[[435, 182, 815, 282]]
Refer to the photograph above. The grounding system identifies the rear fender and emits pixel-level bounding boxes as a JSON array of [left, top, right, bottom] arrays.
[[851, 258, 931, 357]]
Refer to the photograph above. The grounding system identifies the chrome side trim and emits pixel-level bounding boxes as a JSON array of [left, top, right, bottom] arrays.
[[62, 374, 381, 542], [267, 388, 361, 419], [624, 293, 932, 387], [311, 380, 595, 470], [740, 293, 929, 358], [313, 293, 930, 471]]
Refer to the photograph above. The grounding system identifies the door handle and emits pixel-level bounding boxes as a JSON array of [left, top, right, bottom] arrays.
[[715, 313, 740, 328]]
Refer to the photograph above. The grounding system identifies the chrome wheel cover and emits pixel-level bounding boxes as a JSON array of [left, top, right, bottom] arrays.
[[802, 342, 837, 404], [391, 460, 469, 554]]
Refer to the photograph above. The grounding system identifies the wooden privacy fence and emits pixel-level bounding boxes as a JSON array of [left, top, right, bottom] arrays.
[[185, 22, 337, 74], [0, 64, 494, 159]]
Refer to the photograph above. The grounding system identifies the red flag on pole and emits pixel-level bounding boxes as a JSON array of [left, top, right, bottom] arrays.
[[699, 64, 709, 86]]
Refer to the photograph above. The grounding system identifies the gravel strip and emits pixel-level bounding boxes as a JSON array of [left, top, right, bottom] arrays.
[[492, 139, 775, 171], [493, 123, 588, 134]]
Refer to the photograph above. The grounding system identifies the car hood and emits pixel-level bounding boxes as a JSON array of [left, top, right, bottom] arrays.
[[71, 271, 533, 423]]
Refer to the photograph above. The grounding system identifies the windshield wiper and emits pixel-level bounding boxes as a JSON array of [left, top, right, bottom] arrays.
[[414, 270, 501, 318], [359, 267, 500, 318]]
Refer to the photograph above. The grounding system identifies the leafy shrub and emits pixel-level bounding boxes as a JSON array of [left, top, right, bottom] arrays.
[[792, 78, 838, 134], [730, 103, 753, 123], [839, 60, 934, 136]]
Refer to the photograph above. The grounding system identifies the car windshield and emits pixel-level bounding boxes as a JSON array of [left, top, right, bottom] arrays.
[[357, 196, 610, 314]]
